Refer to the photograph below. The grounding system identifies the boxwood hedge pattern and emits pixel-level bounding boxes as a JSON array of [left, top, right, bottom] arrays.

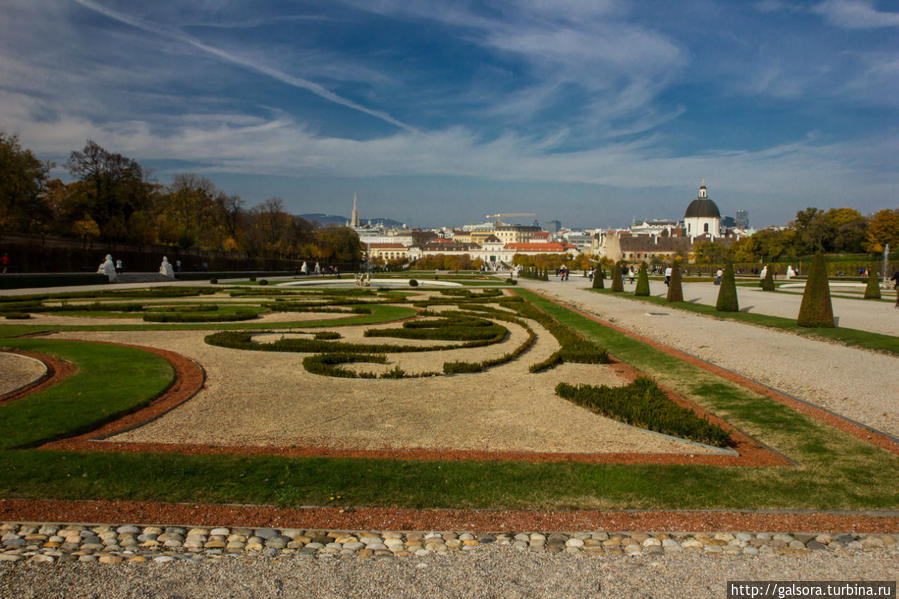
[[555, 377, 734, 448]]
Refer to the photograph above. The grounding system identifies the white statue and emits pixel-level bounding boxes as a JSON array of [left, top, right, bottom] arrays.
[[786, 265, 795, 280], [759, 265, 767, 280], [98, 254, 117, 282], [159, 256, 175, 278], [300, 261, 308, 275], [314, 262, 321, 275]]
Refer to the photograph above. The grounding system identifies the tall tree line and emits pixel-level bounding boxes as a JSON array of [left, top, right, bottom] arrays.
[[0, 135, 360, 264]]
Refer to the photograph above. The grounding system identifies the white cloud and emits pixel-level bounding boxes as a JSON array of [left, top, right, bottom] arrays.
[[7, 97, 894, 206], [814, 0, 899, 28]]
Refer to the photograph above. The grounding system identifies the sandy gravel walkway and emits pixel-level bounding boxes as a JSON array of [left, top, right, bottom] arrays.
[[0, 352, 47, 395], [51, 317, 720, 455], [2, 548, 896, 599], [522, 278, 899, 438]]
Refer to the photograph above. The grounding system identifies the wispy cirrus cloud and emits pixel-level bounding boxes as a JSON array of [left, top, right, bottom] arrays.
[[71, 0, 416, 132]]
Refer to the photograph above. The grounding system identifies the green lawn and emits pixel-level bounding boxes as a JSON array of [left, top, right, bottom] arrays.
[[0, 287, 895, 512]]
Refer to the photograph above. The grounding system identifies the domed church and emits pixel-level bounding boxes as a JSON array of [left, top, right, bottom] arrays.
[[683, 181, 721, 240]]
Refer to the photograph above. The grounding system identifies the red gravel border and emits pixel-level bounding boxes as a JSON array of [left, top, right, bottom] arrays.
[[0, 349, 76, 405], [529, 289, 899, 456], [0, 499, 895, 533], [39, 342, 205, 450], [0, 349, 78, 405]]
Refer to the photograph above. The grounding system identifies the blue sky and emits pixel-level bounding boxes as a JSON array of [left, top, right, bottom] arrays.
[[1, 0, 897, 228]]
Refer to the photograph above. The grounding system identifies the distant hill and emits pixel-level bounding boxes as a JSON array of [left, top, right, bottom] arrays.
[[299, 214, 405, 228]]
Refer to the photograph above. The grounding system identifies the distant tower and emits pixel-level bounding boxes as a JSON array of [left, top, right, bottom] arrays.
[[736, 209, 749, 229], [683, 181, 721, 239], [351, 192, 359, 228]]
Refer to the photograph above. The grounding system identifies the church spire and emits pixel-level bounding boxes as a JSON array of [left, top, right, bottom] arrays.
[[351, 192, 359, 228]]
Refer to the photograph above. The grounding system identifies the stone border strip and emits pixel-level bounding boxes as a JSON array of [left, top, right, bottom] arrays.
[[1, 521, 896, 564], [529, 289, 899, 456], [0, 349, 76, 406]]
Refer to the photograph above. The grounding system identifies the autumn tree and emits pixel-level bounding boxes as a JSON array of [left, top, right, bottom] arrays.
[[0, 132, 53, 236], [66, 140, 151, 241], [826, 208, 867, 253], [863, 209, 899, 253]]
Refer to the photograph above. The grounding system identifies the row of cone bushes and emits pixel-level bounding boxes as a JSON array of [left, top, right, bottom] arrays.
[[591, 253, 881, 327]]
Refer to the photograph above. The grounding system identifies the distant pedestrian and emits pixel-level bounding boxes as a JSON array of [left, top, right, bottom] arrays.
[[115, 259, 123, 274], [715, 268, 723, 285], [664, 266, 672, 286], [1, 253, 9, 274], [175, 259, 182, 273]]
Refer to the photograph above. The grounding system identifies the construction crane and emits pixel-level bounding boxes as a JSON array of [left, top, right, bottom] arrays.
[[485, 212, 537, 226]]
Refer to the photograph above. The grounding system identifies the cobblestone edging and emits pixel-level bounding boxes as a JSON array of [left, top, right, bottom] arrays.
[[1, 523, 897, 564]]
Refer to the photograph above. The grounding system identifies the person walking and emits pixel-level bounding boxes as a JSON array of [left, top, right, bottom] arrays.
[[1, 253, 9, 274], [664, 265, 672, 286], [715, 267, 723, 285]]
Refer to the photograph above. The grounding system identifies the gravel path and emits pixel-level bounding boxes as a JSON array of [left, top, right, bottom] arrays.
[[2, 547, 896, 599], [51, 315, 717, 455], [519, 278, 899, 438], [0, 352, 47, 395]]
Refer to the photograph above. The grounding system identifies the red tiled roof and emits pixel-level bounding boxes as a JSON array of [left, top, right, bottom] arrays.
[[367, 243, 406, 249], [504, 242, 571, 253]]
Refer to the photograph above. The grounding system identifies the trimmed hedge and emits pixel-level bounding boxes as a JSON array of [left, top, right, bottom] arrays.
[[592, 267, 604, 289], [143, 308, 259, 322], [611, 263, 624, 292], [666, 263, 683, 302], [864, 271, 881, 300], [797, 253, 834, 328], [634, 263, 650, 296], [761, 265, 775, 291], [555, 377, 733, 448], [715, 262, 739, 312]]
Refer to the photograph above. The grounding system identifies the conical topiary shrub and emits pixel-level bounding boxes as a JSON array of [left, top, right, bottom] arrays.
[[634, 262, 650, 296], [611, 263, 624, 292], [715, 262, 739, 312], [797, 253, 835, 327], [666, 261, 683, 302], [592, 266, 605, 289], [761, 264, 775, 291], [863, 270, 881, 300]]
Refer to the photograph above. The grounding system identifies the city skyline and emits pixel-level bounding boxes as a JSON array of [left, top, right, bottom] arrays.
[[1, 1, 897, 228]]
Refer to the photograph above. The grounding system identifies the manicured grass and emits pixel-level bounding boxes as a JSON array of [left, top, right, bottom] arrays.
[[0, 339, 173, 449], [0, 287, 895, 511], [588, 287, 898, 355]]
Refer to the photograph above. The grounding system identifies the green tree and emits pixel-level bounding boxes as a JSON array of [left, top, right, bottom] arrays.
[[0, 132, 53, 236], [790, 207, 834, 255], [634, 262, 650, 296], [611, 262, 624, 292], [716, 262, 739, 311], [826, 208, 867, 253], [753, 228, 796, 262], [761, 264, 775, 291], [313, 226, 362, 265], [863, 270, 881, 300], [592, 265, 604, 289], [666, 262, 683, 302], [692, 240, 730, 264], [797, 253, 834, 327]]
